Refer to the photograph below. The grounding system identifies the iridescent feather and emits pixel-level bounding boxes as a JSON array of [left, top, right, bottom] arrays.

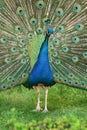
[[0, 0, 87, 90]]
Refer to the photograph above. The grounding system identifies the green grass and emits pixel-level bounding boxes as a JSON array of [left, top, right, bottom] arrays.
[[0, 83, 87, 129]]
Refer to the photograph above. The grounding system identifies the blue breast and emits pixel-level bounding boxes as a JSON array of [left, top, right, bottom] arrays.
[[27, 35, 55, 88]]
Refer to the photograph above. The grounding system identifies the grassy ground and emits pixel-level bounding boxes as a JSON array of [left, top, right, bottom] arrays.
[[0, 83, 87, 129]]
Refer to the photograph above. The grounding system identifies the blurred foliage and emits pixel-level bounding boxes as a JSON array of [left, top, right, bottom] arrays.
[[0, 84, 87, 129], [5, 108, 87, 130]]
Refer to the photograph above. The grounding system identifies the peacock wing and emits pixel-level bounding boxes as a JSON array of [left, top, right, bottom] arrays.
[[48, 0, 87, 90]]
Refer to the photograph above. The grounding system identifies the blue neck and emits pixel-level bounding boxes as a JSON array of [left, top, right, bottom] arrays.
[[27, 34, 55, 88], [38, 34, 49, 59]]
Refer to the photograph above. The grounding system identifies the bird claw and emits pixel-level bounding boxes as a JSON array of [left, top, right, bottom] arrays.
[[42, 109, 48, 113], [32, 107, 42, 112]]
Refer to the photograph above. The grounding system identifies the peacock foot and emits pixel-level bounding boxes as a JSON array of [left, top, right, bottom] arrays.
[[32, 107, 42, 112], [42, 108, 48, 113]]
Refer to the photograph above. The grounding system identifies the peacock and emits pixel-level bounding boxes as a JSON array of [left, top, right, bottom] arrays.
[[0, 0, 87, 112]]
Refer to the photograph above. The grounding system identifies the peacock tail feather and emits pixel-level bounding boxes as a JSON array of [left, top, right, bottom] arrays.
[[0, 0, 87, 90]]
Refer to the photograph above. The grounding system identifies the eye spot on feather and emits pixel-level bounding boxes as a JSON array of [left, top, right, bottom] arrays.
[[72, 56, 79, 63], [68, 73, 74, 78], [73, 4, 81, 13], [22, 73, 28, 79], [74, 81, 79, 86], [42, 18, 50, 25], [52, 50, 57, 57], [11, 78, 16, 84], [49, 44, 54, 49], [63, 78, 68, 83], [21, 59, 27, 64], [55, 59, 61, 65], [49, 58, 52, 63], [75, 23, 84, 31], [1, 37, 8, 43], [16, 7, 24, 15], [53, 39, 60, 47], [54, 73, 59, 79], [1, 84, 7, 90], [7, 76, 12, 81], [5, 57, 11, 63], [23, 51, 28, 56], [30, 18, 37, 26], [20, 39, 26, 46], [62, 46, 69, 52], [82, 52, 87, 58], [68, 80, 73, 85], [81, 81, 85, 87], [36, 0, 45, 9], [15, 25, 23, 33], [28, 33, 33, 39], [11, 47, 17, 52], [58, 77, 62, 82], [72, 36, 80, 43], [0, 3, 3, 9], [55, 8, 63, 17], [36, 27, 43, 34], [57, 26, 64, 32]]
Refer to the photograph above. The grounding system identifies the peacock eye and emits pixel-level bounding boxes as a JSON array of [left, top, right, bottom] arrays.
[[21, 59, 27, 64], [68, 80, 72, 85], [16, 7, 24, 15], [11, 47, 17, 52], [57, 26, 64, 32], [1, 37, 8, 43], [63, 78, 67, 83], [55, 59, 61, 65], [20, 39, 26, 46], [36, 27, 43, 34], [7, 76, 12, 81], [73, 4, 81, 13], [23, 50, 28, 56], [22, 73, 28, 79], [75, 23, 84, 31], [0, 3, 3, 9], [55, 8, 63, 17], [2, 84, 7, 89], [68, 73, 74, 78], [42, 18, 50, 25], [72, 36, 80, 43], [36, 0, 45, 9], [30, 18, 37, 26], [54, 73, 59, 78], [11, 77, 16, 84], [5, 57, 11, 63], [28, 33, 33, 39], [53, 39, 60, 47], [15, 25, 23, 33], [82, 52, 87, 59], [62, 46, 69, 52], [74, 81, 79, 86], [72, 56, 79, 63], [81, 81, 85, 87]]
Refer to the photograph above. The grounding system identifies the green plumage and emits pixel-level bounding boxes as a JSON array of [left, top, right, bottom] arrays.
[[0, 0, 87, 90]]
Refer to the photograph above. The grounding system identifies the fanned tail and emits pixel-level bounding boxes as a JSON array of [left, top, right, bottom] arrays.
[[0, 0, 87, 90], [48, 0, 87, 90], [0, 0, 31, 90]]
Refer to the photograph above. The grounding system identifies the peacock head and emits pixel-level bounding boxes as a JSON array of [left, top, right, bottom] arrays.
[[46, 27, 53, 37]]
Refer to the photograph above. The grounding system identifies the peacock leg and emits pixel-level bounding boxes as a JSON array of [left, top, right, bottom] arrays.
[[33, 87, 42, 112], [43, 87, 48, 112]]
